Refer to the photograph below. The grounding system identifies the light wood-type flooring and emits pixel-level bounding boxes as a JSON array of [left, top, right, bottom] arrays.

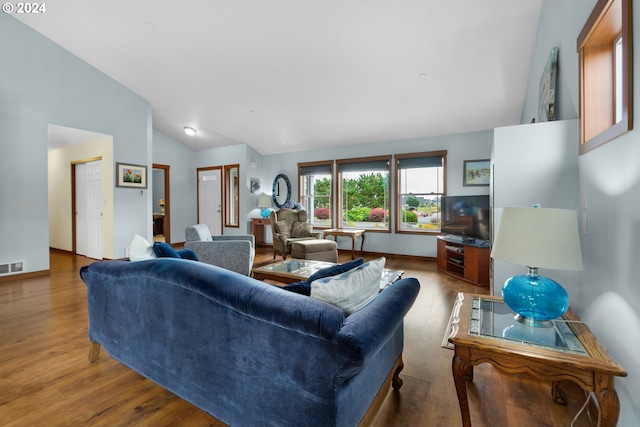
[[0, 248, 594, 426]]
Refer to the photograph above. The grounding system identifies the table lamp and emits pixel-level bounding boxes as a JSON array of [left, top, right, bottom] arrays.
[[491, 206, 583, 327], [258, 195, 272, 218]]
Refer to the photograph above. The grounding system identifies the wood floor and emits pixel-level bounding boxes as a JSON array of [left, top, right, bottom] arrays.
[[0, 249, 594, 427]]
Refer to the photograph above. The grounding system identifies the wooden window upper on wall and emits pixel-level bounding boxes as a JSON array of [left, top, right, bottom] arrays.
[[577, 0, 633, 154]]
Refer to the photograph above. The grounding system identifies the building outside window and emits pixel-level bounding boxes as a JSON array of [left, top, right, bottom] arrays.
[[298, 161, 332, 228], [395, 151, 446, 233], [336, 156, 391, 231]]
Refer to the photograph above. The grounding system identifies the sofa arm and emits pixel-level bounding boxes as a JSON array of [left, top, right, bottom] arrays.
[[185, 240, 254, 275], [335, 277, 420, 379], [212, 234, 255, 248]]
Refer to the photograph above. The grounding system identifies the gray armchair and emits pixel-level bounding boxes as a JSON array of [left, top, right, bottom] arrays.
[[185, 224, 255, 276], [269, 209, 322, 259]]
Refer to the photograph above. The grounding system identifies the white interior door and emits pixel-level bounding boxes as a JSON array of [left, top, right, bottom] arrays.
[[76, 160, 103, 259], [198, 169, 222, 235]]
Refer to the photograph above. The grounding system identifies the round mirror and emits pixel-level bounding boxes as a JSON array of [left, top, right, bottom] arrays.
[[272, 174, 291, 208]]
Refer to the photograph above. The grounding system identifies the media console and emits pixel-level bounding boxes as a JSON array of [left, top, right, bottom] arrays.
[[437, 235, 490, 286]]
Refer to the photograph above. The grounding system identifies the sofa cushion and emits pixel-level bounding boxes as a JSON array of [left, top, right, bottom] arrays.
[[129, 234, 157, 261], [283, 258, 365, 296], [292, 222, 313, 237], [310, 257, 385, 315], [274, 220, 292, 237]]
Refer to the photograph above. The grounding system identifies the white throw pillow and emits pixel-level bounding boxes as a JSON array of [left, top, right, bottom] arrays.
[[310, 257, 386, 315], [129, 234, 156, 261]]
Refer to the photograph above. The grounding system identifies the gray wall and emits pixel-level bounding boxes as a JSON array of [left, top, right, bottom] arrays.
[[521, 1, 639, 425], [1, 13, 152, 265], [152, 129, 197, 242]]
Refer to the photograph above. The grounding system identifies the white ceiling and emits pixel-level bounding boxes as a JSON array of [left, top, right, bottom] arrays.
[[14, 0, 543, 155]]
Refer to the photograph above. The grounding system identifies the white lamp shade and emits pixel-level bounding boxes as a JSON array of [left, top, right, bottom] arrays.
[[257, 195, 272, 209], [491, 207, 583, 271]]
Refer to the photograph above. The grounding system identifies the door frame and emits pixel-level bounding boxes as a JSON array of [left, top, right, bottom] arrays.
[[152, 163, 171, 244]]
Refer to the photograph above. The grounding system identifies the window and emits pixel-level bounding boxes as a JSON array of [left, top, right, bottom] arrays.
[[395, 151, 446, 233], [578, 0, 632, 153], [298, 161, 333, 228], [337, 156, 391, 231]]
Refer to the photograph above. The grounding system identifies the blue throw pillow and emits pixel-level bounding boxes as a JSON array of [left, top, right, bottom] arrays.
[[153, 242, 180, 258], [282, 280, 311, 295], [176, 248, 199, 261], [306, 258, 364, 283], [283, 258, 365, 296]]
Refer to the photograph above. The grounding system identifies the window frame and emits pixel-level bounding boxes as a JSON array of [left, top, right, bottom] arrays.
[[395, 150, 447, 235], [298, 160, 334, 229], [577, 0, 633, 154], [336, 155, 392, 232]]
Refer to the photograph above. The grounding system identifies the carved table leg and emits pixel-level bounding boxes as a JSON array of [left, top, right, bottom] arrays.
[[452, 346, 473, 427], [552, 381, 568, 405], [596, 387, 620, 427], [392, 356, 405, 390]]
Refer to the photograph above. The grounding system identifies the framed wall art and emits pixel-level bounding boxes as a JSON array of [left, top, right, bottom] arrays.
[[116, 162, 147, 189], [463, 159, 490, 186], [250, 177, 260, 193]]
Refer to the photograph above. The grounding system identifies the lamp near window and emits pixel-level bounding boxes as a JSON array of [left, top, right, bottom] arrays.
[[491, 206, 583, 327], [258, 195, 272, 219]]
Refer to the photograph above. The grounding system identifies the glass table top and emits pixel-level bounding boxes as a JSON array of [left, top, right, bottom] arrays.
[[470, 296, 588, 355], [260, 260, 334, 276]]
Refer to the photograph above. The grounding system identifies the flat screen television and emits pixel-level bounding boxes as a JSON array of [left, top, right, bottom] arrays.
[[441, 195, 490, 242]]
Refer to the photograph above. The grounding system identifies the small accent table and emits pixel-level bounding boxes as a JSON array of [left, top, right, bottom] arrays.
[[444, 293, 627, 427], [251, 218, 270, 247], [323, 228, 365, 259]]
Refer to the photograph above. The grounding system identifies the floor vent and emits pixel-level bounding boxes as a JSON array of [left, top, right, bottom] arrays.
[[0, 261, 25, 276]]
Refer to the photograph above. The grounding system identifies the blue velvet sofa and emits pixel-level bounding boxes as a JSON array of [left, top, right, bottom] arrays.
[[80, 258, 420, 427]]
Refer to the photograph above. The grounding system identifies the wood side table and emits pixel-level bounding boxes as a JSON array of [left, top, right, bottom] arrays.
[[252, 218, 270, 247], [323, 228, 365, 259], [445, 293, 627, 427]]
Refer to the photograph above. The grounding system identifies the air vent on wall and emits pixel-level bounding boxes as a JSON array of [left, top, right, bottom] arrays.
[[0, 261, 26, 276]]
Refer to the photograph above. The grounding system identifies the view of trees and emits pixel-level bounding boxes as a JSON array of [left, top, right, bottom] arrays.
[[311, 173, 440, 228]]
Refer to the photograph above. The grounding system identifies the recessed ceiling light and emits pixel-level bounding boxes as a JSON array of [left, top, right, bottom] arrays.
[[146, 22, 155, 30], [419, 73, 427, 78], [184, 126, 197, 136]]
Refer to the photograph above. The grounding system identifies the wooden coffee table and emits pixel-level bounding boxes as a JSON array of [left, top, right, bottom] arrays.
[[323, 228, 365, 259], [252, 259, 403, 291], [444, 292, 627, 427]]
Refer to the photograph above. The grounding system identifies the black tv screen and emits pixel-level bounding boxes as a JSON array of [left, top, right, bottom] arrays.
[[441, 195, 490, 242]]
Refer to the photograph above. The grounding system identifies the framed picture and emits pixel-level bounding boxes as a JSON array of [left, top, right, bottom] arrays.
[[463, 159, 490, 186], [116, 162, 147, 188], [250, 177, 260, 193], [538, 46, 558, 122]]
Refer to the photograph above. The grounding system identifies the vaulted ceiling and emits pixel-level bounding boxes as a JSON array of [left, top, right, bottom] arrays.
[[14, 0, 542, 155]]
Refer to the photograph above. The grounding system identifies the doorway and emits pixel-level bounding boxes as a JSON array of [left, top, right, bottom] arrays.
[[152, 164, 171, 244]]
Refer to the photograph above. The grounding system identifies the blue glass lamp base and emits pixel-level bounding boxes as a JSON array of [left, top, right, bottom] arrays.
[[260, 208, 271, 219], [501, 268, 569, 327]]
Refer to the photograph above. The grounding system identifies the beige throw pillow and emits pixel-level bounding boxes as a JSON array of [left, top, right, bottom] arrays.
[[310, 257, 386, 315], [275, 220, 292, 237], [292, 222, 313, 237]]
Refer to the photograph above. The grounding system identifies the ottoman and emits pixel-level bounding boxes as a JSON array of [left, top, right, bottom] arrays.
[[291, 239, 338, 263]]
